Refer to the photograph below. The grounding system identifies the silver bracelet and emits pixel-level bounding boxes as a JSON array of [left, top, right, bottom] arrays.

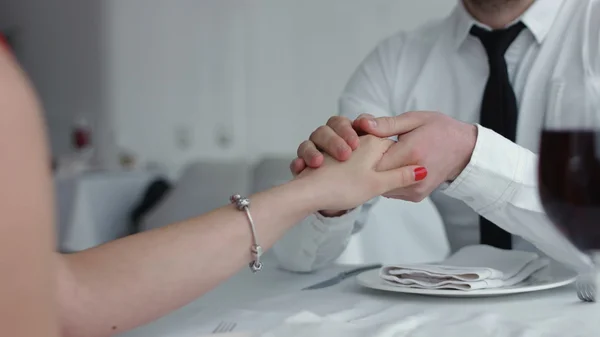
[[230, 194, 263, 273]]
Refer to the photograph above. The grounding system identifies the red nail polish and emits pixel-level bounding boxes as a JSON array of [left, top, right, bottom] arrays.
[[414, 167, 427, 181]]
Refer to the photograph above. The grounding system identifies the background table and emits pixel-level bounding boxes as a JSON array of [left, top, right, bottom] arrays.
[[55, 171, 156, 252]]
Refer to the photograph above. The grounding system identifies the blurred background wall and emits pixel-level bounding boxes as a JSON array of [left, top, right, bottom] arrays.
[[0, 0, 454, 177]]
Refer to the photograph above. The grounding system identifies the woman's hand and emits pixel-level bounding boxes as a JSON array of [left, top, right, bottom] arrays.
[[295, 135, 427, 213]]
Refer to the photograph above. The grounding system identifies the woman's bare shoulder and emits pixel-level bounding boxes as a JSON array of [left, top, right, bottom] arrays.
[[0, 48, 52, 211]]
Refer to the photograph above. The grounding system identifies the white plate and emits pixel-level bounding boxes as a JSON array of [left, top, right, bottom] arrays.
[[355, 262, 577, 297]]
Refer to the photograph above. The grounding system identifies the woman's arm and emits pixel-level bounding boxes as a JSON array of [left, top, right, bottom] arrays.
[[58, 136, 421, 337], [0, 49, 59, 336], [0, 44, 422, 337], [57, 178, 325, 336]]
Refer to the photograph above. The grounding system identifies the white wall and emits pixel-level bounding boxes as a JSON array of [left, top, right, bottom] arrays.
[[0, 0, 114, 165], [105, 0, 455, 176], [242, 0, 455, 156], [105, 0, 250, 174], [3, 0, 455, 176]]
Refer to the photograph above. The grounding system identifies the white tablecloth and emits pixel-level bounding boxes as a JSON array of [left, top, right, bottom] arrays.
[[55, 171, 157, 252], [116, 254, 600, 337]]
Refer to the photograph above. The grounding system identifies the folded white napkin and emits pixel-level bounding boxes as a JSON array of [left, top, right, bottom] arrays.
[[380, 245, 549, 290]]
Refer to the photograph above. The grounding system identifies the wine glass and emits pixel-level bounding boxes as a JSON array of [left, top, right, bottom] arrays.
[[538, 76, 600, 302]]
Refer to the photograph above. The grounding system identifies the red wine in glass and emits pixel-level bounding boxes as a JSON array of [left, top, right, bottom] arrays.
[[538, 130, 600, 251], [538, 79, 600, 302]]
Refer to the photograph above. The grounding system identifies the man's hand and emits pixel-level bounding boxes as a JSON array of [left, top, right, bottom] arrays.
[[294, 135, 426, 214], [291, 111, 477, 203]]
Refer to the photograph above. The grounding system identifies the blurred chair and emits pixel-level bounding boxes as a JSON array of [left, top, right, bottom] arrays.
[[130, 177, 173, 234], [140, 160, 251, 231], [251, 156, 294, 193]]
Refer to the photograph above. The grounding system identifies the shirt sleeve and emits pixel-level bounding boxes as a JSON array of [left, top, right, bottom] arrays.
[[442, 124, 591, 272], [273, 199, 379, 272], [272, 36, 404, 272]]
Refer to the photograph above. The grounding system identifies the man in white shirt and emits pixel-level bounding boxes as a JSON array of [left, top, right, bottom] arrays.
[[273, 0, 599, 273]]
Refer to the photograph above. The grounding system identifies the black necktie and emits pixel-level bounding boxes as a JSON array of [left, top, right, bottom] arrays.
[[470, 22, 525, 250]]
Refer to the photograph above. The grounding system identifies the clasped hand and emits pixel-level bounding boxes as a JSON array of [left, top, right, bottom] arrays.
[[292, 111, 478, 214]]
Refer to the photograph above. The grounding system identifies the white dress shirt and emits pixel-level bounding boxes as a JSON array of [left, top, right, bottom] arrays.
[[273, 0, 599, 272]]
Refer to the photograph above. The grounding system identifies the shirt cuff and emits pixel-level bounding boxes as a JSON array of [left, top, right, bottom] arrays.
[[273, 206, 363, 272], [441, 124, 529, 214], [312, 206, 362, 233]]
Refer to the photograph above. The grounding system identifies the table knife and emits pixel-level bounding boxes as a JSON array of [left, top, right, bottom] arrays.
[[302, 263, 382, 290]]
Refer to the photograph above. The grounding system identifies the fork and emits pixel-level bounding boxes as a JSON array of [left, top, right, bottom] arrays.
[[576, 274, 596, 302], [576, 254, 598, 303], [212, 321, 237, 334]]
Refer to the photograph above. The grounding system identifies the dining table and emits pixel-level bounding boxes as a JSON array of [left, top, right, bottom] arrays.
[[54, 170, 157, 252], [116, 253, 600, 337]]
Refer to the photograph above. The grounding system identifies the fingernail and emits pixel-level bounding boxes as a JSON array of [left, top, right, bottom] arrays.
[[414, 167, 427, 181], [367, 119, 377, 128]]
